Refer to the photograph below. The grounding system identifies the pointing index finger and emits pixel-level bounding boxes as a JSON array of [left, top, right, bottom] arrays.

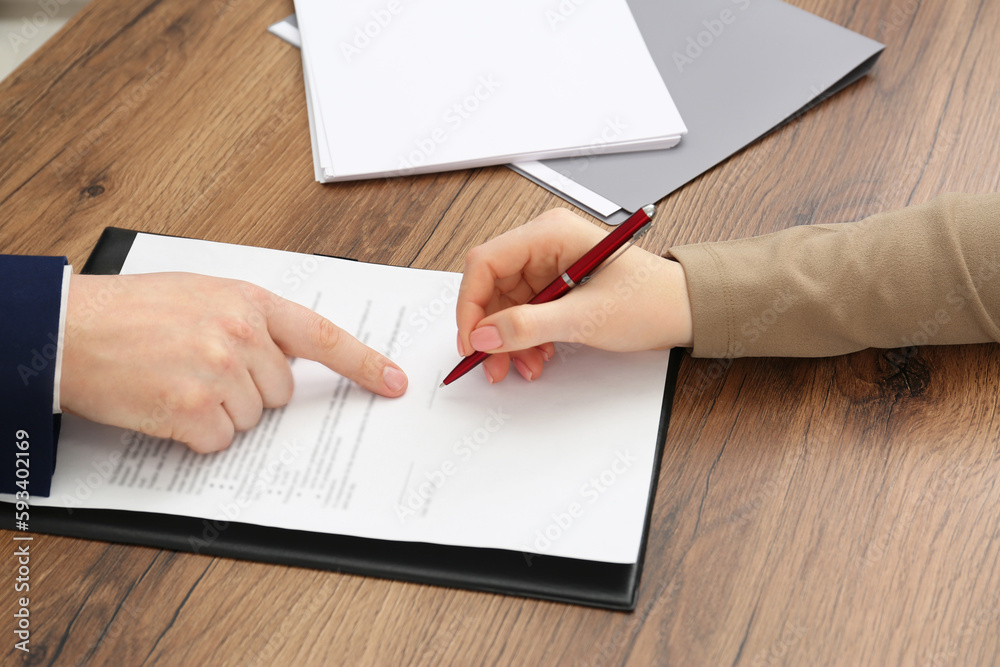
[[263, 292, 407, 398]]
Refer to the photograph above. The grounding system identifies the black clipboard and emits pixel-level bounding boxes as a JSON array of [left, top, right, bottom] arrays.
[[3, 228, 681, 610]]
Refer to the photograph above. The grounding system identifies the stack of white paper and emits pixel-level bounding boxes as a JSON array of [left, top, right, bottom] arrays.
[[293, 0, 686, 182]]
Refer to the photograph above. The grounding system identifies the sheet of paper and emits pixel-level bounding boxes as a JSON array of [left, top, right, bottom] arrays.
[[21, 234, 671, 564], [267, 15, 630, 216], [292, 0, 686, 181]]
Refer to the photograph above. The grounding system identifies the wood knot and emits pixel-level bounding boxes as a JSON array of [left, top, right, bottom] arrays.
[[82, 184, 105, 198], [881, 347, 930, 397]]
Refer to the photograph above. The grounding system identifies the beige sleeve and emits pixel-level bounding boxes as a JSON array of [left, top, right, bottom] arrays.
[[668, 193, 1000, 358]]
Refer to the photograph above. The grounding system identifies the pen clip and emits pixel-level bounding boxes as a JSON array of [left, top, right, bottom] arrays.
[[578, 221, 652, 286]]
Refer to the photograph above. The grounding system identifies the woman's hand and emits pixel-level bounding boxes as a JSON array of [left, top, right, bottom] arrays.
[[456, 208, 693, 383]]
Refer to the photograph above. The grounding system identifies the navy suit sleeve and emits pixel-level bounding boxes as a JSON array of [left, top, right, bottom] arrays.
[[1, 255, 67, 498]]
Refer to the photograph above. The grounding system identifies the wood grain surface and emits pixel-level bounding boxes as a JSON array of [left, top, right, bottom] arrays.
[[1, 0, 998, 664]]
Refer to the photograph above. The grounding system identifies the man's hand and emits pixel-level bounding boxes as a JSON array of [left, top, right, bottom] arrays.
[[61, 273, 408, 452]]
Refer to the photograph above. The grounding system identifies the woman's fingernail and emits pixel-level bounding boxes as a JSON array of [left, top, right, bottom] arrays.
[[383, 366, 406, 392], [457, 332, 464, 356], [538, 346, 552, 362], [513, 358, 533, 382], [484, 365, 495, 384], [470, 325, 503, 351]]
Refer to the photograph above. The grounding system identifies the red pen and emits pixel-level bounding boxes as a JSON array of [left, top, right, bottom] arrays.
[[441, 204, 656, 386]]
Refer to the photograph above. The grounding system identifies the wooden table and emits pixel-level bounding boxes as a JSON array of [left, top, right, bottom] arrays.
[[2, 0, 998, 664]]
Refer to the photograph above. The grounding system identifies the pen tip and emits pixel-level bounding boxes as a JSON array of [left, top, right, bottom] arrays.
[[439, 382, 446, 388]]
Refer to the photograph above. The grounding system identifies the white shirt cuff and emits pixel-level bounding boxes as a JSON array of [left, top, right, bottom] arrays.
[[53, 264, 72, 414]]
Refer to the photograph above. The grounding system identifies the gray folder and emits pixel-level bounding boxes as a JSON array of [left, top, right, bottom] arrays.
[[525, 0, 884, 221]]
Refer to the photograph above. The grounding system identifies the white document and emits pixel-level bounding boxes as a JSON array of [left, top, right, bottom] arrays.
[[292, 0, 685, 182], [22, 234, 671, 564], [267, 15, 628, 215]]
